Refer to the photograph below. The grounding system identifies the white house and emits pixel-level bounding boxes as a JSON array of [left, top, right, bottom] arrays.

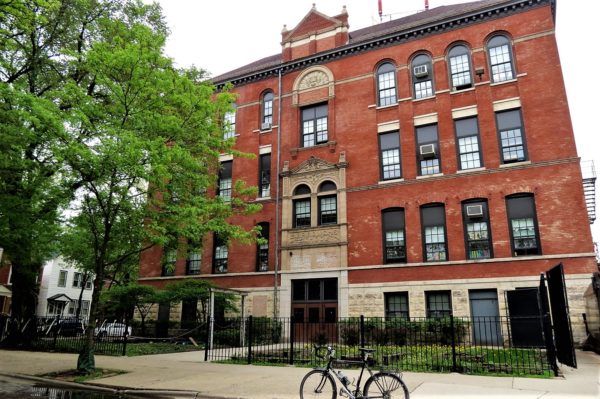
[[36, 258, 94, 319]]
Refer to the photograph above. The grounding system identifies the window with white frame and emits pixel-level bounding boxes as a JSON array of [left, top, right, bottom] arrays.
[[488, 35, 514, 83], [318, 181, 337, 225], [412, 54, 434, 99], [376, 62, 397, 106], [448, 45, 472, 90], [223, 105, 236, 139], [455, 117, 482, 170], [72, 272, 83, 288], [261, 91, 273, 128]]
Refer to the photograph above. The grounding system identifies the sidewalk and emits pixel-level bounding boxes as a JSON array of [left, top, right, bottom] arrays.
[[0, 349, 598, 398]]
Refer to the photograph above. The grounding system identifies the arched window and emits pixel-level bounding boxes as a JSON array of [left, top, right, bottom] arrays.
[[487, 35, 514, 82], [293, 185, 311, 227], [411, 54, 434, 99], [462, 199, 492, 260], [376, 62, 397, 106], [261, 91, 274, 129], [420, 203, 447, 261], [318, 181, 337, 225], [448, 45, 472, 90]]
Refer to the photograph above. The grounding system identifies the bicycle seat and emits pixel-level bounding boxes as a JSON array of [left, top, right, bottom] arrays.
[[359, 348, 375, 354]]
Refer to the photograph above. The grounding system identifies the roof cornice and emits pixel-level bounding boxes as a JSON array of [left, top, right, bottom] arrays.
[[215, 0, 554, 88]]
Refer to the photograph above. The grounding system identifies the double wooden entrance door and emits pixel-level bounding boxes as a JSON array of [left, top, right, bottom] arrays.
[[291, 278, 338, 342]]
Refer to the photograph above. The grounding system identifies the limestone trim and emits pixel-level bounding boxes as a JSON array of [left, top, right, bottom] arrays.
[[413, 112, 438, 126], [292, 66, 335, 105], [377, 120, 400, 132], [493, 97, 521, 111], [452, 105, 478, 119]]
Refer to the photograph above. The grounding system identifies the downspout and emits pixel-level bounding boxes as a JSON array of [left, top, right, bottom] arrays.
[[274, 68, 282, 319]]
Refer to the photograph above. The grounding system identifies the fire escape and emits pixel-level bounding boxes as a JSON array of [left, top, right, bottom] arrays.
[[582, 160, 597, 224]]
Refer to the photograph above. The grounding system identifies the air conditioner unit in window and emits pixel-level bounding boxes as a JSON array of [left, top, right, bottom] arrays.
[[413, 64, 429, 78], [261, 122, 272, 130], [419, 144, 436, 158], [466, 204, 484, 217]]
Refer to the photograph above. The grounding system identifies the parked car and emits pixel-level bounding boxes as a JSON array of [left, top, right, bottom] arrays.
[[49, 319, 85, 336], [94, 322, 132, 339]]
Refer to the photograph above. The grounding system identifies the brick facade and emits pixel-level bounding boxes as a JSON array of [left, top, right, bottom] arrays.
[[139, 0, 599, 342]]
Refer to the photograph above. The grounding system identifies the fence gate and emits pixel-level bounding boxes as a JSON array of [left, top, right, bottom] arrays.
[[546, 263, 577, 368]]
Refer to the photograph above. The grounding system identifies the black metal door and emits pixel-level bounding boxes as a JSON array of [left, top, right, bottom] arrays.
[[156, 302, 170, 338], [546, 263, 577, 368], [506, 288, 545, 347]]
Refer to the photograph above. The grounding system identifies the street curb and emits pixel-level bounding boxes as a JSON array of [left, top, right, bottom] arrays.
[[0, 372, 204, 398]]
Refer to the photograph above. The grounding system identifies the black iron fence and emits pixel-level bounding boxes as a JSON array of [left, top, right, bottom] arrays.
[[206, 315, 557, 377], [0, 315, 127, 356]]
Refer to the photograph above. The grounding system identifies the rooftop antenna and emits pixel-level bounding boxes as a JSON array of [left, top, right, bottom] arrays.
[[378, 0, 383, 22], [425, 0, 429, 10]]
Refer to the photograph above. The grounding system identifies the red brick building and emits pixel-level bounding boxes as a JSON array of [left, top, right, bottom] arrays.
[[139, 0, 598, 342]]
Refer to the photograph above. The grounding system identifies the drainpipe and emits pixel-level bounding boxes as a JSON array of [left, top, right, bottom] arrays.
[[273, 68, 282, 319]]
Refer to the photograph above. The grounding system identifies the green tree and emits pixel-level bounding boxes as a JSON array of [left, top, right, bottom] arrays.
[[101, 283, 158, 335], [2, 0, 260, 372]]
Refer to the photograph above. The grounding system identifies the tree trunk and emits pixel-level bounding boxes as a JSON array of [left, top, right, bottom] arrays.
[[77, 265, 104, 373]]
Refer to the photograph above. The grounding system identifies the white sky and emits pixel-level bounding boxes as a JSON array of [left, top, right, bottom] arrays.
[[156, 0, 599, 245]]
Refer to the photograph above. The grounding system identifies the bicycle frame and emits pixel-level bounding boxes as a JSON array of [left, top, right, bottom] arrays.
[[319, 347, 379, 399]]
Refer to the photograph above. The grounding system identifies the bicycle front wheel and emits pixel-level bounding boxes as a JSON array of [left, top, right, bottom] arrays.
[[363, 372, 409, 399], [299, 369, 337, 399]]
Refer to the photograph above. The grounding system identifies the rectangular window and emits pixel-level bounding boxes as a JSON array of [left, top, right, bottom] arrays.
[[223, 110, 236, 139], [257, 222, 269, 272], [385, 292, 409, 319], [455, 117, 482, 170], [80, 300, 90, 317], [462, 201, 492, 260], [259, 154, 271, 198], [186, 246, 201, 275], [68, 300, 76, 315], [382, 209, 406, 263], [301, 104, 328, 147], [414, 80, 433, 99], [218, 161, 232, 201], [507, 195, 540, 256], [213, 236, 228, 273], [416, 124, 440, 176], [426, 291, 452, 318], [293, 199, 311, 228], [318, 195, 337, 225], [496, 109, 527, 163], [73, 272, 83, 288], [58, 270, 67, 287], [421, 204, 447, 261], [379, 131, 401, 180], [84, 277, 92, 289], [162, 248, 176, 276]]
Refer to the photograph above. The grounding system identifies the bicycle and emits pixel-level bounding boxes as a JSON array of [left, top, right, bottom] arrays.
[[299, 346, 409, 399]]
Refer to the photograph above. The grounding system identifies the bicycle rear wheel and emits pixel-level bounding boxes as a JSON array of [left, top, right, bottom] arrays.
[[299, 369, 337, 399], [363, 372, 409, 399]]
